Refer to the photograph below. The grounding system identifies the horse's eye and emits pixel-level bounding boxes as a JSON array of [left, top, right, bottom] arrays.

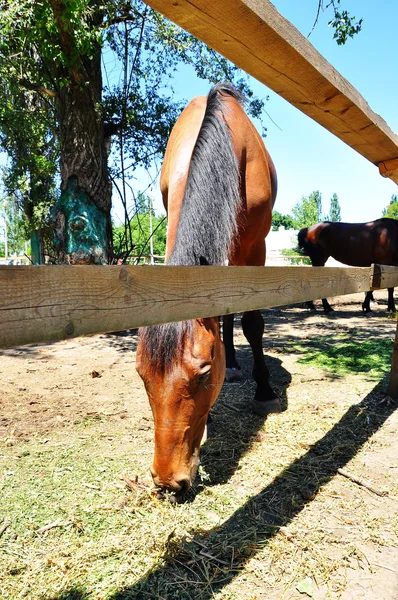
[[198, 369, 211, 383]]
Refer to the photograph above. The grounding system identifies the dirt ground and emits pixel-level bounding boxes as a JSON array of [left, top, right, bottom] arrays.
[[1, 290, 398, 599]]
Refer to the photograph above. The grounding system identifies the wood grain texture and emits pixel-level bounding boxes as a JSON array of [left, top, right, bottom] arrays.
[[371, 265, 398, 290], [387, 321, 398, 398], [2, 264, 396, 348], [144, 0, 398, 184], [379, 158, 398, 179]]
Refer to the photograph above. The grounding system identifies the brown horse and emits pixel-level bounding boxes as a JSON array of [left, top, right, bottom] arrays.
[[136, 83, 279, 498], [298, 218, 398, 312]]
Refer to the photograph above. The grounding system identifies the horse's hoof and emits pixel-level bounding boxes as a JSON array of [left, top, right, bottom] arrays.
[[252, 398, 281, 416], [225, 367, 243, 383]]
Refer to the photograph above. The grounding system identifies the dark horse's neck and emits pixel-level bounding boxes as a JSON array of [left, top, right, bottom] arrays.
[[167, 83, 243, 267]]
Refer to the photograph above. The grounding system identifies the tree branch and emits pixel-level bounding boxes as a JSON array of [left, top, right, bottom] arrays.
[[47, 0, 84, 85], [19, 78, 57, 99]]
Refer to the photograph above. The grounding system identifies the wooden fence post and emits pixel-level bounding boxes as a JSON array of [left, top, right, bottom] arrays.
[[387, 320, 398, 398]]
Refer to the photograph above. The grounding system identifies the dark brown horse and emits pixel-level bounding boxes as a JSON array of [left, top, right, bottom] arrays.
[[136, 83, 279, 497], [298, 218, 398, 312]]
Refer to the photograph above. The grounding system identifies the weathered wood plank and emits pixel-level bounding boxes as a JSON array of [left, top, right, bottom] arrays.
[[387, 320, 398, 398], [371, 264, 398, 290], [144, 0, 398, 184], [0, 264, 389, 348]]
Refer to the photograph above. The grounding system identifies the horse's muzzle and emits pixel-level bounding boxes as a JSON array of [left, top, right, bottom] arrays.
[[151, 468, 191, 499]]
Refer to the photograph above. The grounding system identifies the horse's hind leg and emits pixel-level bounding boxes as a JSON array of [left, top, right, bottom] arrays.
[[321, 298, 334, 312], [306, 298, 333, 311], [387, 287, 396, 312], [241, 310, 281, 416], [223, 314, 242, 382], [307, 257, 333, 312], [362, 291, 372, 312]]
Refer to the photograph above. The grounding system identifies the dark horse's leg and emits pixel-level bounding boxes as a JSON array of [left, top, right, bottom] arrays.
[[321, 297, 334, 312], [305, 300, 316, 310], [363, 289, 396, 312], [306, 297, 333, 312], [223, 314, 242, 382], [241, 310, 281, 416], [362, 291, 372, 312], [309, 258, 334, 313], [387, 288, 396, 312]]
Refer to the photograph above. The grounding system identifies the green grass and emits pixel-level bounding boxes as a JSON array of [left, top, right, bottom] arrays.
[[281, 334, 393, 378], [1, 327, 397, 599]]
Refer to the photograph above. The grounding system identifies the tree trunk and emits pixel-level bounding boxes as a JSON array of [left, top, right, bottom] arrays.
[[51, 3, 112, 264]]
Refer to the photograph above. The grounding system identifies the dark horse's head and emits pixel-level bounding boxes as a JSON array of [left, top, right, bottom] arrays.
[[136, 318, 225, 497]]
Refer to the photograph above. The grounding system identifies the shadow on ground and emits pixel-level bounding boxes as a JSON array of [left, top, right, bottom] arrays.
[[49, 381, 397, 600]]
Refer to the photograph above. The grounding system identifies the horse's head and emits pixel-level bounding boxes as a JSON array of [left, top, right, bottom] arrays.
[[136, 317, 225, 498]]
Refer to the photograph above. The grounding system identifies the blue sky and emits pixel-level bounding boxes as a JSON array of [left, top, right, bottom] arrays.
[[129, 0, 398, 224]]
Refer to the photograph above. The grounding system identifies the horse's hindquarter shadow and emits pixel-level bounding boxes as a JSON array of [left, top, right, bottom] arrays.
[[111, 383, 397, 599], [198, 313, 291, 492]]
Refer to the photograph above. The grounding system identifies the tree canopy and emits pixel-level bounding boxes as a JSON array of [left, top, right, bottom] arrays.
[[291, 190, 323, 229], [0, 0, 362, 262], [382, 195, 398, 220], [271, 211, 295, 231], [276, 191, 342, 230], [0, 0, 270, 263]]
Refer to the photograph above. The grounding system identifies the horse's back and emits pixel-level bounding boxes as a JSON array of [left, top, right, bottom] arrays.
[[209, 92, 277, 265], [161, 86, 277, 265], [305, 218, 398, 267], [160, 96, 206, 197]]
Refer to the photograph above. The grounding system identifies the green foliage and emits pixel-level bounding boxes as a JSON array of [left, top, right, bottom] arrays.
[[284, 334, 392, 379], [310, 1, 363, 45], [328, 192, 341, 222], [382, 194, 398, 220], [113, 193, 167, 262], [0, 194, 27, 256], [272, 211, 295, 231], [280, 247, 311, 265], [291, 190, 324, 229], [327, 3, 363, 45], [0, 0, 270, 259]]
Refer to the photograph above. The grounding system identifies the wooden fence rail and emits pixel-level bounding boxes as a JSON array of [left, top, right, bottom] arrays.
[[1, 263, 397, 349], [144, 0, 398, 184]]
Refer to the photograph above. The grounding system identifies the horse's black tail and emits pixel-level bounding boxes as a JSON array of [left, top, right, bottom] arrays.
[[168, 83, 244, 267]]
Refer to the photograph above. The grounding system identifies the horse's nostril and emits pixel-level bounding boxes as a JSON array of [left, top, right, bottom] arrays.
[[175, 477, 190, 496]]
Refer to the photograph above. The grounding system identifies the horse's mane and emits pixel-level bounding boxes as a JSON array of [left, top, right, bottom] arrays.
[[168, 82, 244, 267], [140, 83, 244, 371]]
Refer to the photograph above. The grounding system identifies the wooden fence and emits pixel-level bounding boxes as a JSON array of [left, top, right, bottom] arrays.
[[2, 263, 398, 396], [2, 3, 398, 396], [144, 0, 398, 183]]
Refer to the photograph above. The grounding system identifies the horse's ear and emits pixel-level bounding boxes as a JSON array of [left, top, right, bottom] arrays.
[[199, 256, 209, 266]]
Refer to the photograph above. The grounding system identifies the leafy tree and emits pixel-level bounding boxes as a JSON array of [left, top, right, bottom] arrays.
[[0, 194, 27, 257], [292, 190, 324, 229], [0, 0, 364, 266], [113, 193, 167, 262], [271, 211, 295, 231], [0, 72, 58, 263], [382, 195, 398, 220], [0, 0, 269, 265], [327, 192, 342, 222]]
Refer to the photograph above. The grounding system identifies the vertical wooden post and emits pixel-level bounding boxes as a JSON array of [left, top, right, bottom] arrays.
[[387, 318, 398, 398]]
